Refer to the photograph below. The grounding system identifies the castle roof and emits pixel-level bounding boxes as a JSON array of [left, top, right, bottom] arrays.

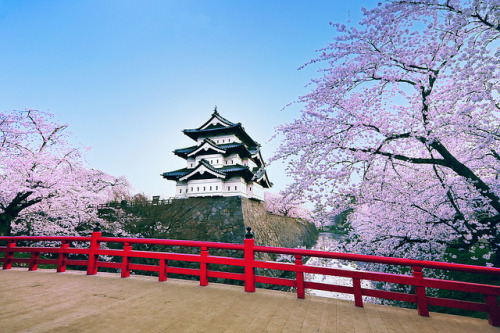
[[162, 108, 272, 191], [182, 109, 259, 147], [174, 139, 261, 163], [161, 159, 256, 182]]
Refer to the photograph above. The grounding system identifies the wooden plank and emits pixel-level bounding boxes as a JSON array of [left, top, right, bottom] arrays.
[[335, 298, 355, 332], [1, 269, 498, 333]]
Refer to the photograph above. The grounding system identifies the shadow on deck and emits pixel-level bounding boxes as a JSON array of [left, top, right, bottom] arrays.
[[1, 269, 497, 333]]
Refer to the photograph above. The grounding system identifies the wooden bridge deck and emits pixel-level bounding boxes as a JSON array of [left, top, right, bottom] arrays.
[[1, 269, 497, 333]]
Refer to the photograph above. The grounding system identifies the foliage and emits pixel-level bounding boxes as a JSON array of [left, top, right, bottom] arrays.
[[328, 208, 353, 234], [264, 191, 314, 222], [0, 110, 129, 237], [274, 0, 500, 267]]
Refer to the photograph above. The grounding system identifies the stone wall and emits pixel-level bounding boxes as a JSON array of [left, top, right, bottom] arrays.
[[166, 196, 244, 244], [240, 197, 317, 249], [166, 196, 318, 249]]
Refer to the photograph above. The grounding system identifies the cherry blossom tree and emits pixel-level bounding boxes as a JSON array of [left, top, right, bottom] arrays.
[[274, 1, 500, 266], [0, 110, 130, 237], [264, 191, 314, 221]]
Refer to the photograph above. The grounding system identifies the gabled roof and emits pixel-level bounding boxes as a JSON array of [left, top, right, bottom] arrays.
[[179, 159, 226, 182], [161, 168, 190, 180], [182, 108, 259, 147], [174, 142, 258, 160], [187, 139, 226, 157], [161, 159, 255, 182], [197, 107, 235, 130]]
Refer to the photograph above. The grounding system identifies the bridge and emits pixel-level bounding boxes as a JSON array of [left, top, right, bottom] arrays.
[[2, 269, 498, 332], [1, 228, 499, 332]]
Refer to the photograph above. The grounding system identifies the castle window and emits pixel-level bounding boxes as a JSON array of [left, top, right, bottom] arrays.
[[249, 187, 252, 191], [217, 140, 219, 143], [210, 186, 212, 191], [203, 187, 206, 191], [228, 186, 230, 191], [191, 187, 193, 192], [179, 189, 182, 193], [217, 159, 219, 164], [216, 186, 218, 190], [234, 186, 237, 191], [197, 187, 199, 191], [231, 160, 234, 164], [223, 139, 225, 143]]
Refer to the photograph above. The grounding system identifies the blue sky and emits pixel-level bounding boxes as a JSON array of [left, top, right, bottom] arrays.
[[0, 0, 375, 198]]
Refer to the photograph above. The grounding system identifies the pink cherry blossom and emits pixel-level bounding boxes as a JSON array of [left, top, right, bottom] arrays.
[[264, 191, 315, 222], [274, 0, 500, 266], [0, 110, 130, 237]]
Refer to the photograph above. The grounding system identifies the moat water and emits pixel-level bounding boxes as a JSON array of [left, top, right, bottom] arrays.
[[305, 232, 373, 301]]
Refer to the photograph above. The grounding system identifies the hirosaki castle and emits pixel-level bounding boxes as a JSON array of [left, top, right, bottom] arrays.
[[162, 108, 272, 201]]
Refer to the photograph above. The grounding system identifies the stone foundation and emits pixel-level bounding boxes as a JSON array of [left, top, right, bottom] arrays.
[[165, 196, 317, 249]]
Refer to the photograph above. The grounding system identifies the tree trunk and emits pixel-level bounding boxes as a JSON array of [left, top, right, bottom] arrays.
[[0, 212, 13, 236], [0, 191, 41, 236]]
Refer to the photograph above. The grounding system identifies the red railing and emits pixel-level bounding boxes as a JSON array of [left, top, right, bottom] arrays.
[[1, 228, 499, 327]]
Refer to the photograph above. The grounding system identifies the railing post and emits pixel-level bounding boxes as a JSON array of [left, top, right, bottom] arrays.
[[29, 252, 40, 271], [412, 266, 429, 317], [159, 259, 168, 282], [353, 278, 363, 307], [3, 240, 16, 270], [87, 224, 102, 275], [57, 241, 70, 273], [295, 254, 305, 299], [200, 246, 209, 286], [244, 227, 255, 293], [485, 295, 500, 327], [121, 242, 132, 278]]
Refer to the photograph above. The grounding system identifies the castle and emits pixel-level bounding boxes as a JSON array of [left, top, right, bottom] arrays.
[[161, 108, 272, 200]]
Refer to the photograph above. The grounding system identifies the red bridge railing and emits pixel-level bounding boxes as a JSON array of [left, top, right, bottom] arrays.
[[1, 227, 499, 327]]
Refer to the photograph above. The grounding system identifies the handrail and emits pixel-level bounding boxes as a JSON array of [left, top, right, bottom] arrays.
[[253, 245, 500, 275], [99, 236, 245, 250], [0, 236, 91, 242], [0, 229, 499, 327]]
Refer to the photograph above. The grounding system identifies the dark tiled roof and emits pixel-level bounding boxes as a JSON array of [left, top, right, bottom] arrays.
[[162, 160, 254, 181], [210, 112, 235, 128], [174, 146, 197, 154], [218, 143, 241, 149], [174, 142, 258, 159], [219, 165, 250, 173], [161, 168, 190, 179], [182, 123, 259, 147], [198, 159, 225, 174], [197, 109, 236, 130], [202, 161, 254, 180], [184, 123, 240, 135]]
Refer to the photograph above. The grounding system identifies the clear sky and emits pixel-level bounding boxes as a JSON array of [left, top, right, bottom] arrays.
[[0, 0, 375, 199]]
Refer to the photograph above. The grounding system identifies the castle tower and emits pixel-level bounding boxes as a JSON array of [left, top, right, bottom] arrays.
[[161, 107, 272, 200]]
